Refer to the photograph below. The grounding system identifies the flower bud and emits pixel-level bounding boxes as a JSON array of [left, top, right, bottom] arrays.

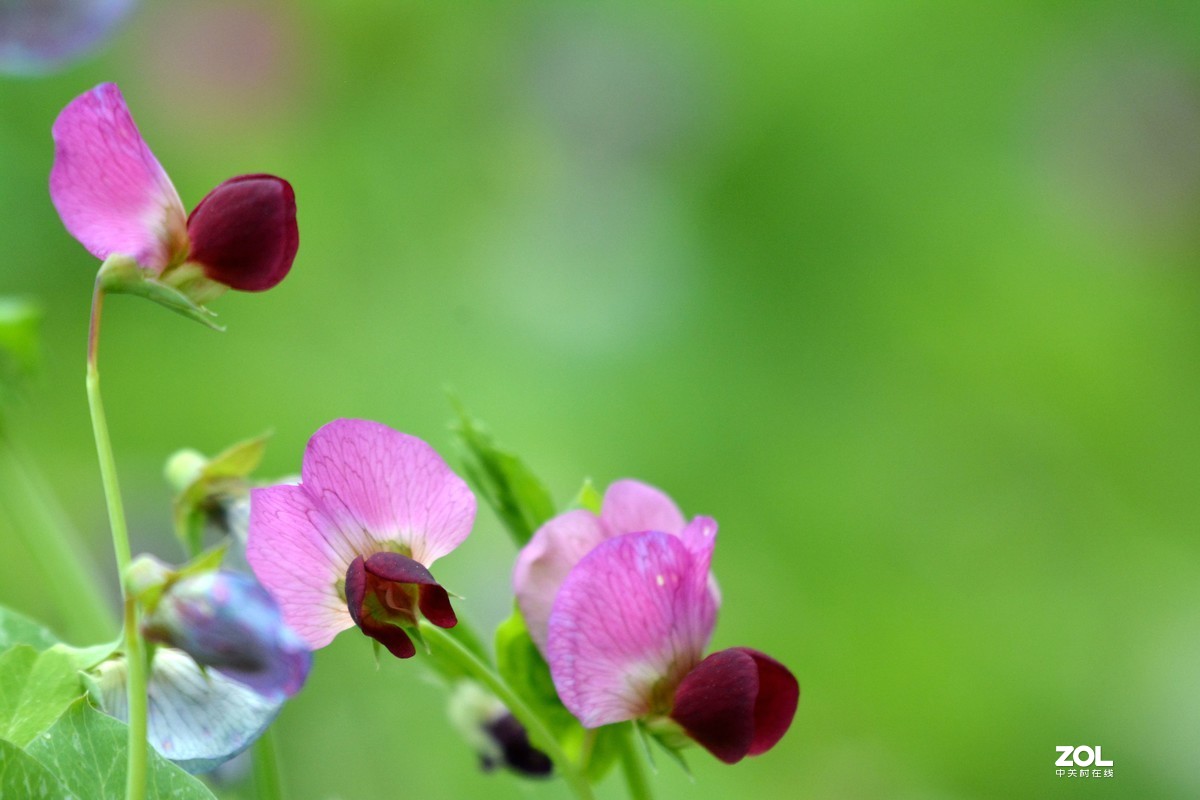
[[447, 681, 552, 778]]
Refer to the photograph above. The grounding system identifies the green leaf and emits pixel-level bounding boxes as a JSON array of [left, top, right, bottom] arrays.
[[0, 739, 70, 799], [25, 699, 218, 799], [0, 645, 85, 746], [0, 607, 59, 652], [450, 404, 556, 547]]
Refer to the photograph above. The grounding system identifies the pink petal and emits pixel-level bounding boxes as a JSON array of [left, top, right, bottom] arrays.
[[600, 479, 687, 537], [669, 647, 799, 763], [547, 531, 717, 728], [300, 419, 476, 566], [246, 484, 352, 650], [186, 174, 298, 291], [512, 509, 607, 653], [49, 83, 187, 270]]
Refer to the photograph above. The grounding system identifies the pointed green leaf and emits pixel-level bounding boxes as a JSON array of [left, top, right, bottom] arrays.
[[25, 698, 218, 799], [450, 404, 555, 547], [0, 607, 59, 652], [0, 739, 70, 799], [0, 645, 85, 746]]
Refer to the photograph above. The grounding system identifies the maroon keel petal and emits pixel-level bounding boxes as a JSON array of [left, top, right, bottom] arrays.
[[742, 648, 799, 756], [669, 649, 757, 764], [670, 647, 798, 764], [363, 551, 439, 585], [418, 584, 457, 629], [186, 174, 298, 291], [359, 616, 416, 659], [344, 556, 367, 629]]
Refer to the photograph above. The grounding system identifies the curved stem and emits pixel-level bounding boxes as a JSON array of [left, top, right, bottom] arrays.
[[617, 723, 654, 800], [417, 621, 595, 800], [87, 281, 148, 800]]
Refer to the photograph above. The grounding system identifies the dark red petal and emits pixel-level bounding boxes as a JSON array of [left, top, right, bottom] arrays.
[[418, 584, 457, 629], [670, 647, 799, 764], [740, 648, 799, 756], [344, 556, 367, 628], [669, 649, 757, 764], [186, 174, 298, 291], [359, 616, 416, 659], [364, 551, 439, 585]]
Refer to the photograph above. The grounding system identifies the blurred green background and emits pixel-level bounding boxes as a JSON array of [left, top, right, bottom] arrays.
[[3, 1, 1200, 797]]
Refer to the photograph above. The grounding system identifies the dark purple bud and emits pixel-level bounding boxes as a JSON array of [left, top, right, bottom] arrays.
[[669, 647, 799, 764], [482, 713, 553, 777], [344, 552, 457, 659], [186, 174, 297, 291]]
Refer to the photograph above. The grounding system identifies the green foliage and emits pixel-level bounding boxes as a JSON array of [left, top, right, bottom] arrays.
[[0, 605, 210, 799], [451, 405, 556, 548], [26, 699, 217, 800], [0, 739, 70, 799]]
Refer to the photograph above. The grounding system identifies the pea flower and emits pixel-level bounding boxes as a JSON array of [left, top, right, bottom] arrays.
[[246, 418, 476, 659], [141, 568, 312, 702], [513, 479, 710, 653], [92, 648, 283, 774], [49, 82, 297, 301], [547, 530, 799, 764]]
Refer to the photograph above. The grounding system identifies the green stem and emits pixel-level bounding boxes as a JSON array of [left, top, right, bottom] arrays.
[[252, 728, 284, 800], [0, 433, 117, 640], [417, 621, 595, 800], [617, 723, 654, 800], [86, 282, 148, 800]]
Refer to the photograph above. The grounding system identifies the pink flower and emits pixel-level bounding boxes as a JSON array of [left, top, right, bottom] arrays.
[[246, 419, 476, 659], [547, 530, 799, 764], [513, 479, 704, 654], [50, 82, 297, 292]]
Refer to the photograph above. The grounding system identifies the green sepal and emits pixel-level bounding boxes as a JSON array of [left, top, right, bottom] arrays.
[[97, 255, 224, 332], [450, 400, 556, 547], [128, 544, 229, 614], [570, 478, 603, 514], [639, 717, 693, 777], [169, 433, 268, 557]]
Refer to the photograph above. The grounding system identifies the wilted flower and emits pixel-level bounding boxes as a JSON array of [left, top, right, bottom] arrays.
[[246, 418, 476, 659], [141, 568, 311, 702], [513, 479, 710, 653], [546, 530, 798, 764], [49, 83, 297, 300], [0, 0, 136, 75]]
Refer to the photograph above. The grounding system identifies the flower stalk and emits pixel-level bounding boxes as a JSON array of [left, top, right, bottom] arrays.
[[617, 723, 654, 800], [417, 620, 595, 800], [86, 277, 148, 800]]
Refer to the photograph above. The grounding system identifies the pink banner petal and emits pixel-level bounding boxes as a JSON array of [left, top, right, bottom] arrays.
[[513, 509, 607, 653], [246, 484, 352, 649], [301, 419, 476, 566], [547, 531, 717, 728], [49, 83, 187, 270], [600, 479, 686, 537]]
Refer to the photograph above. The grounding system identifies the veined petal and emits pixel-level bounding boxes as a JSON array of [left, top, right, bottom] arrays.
[[246, 483, 352, 650], [600, 479, 687, 537], [49, 83, 187, 270], [669, 647, 799, 764], [513, 509, 607, 653], [301, 418, 476, 565], [547, 531, 717, 728], [94, 648, 280, 774], [186, 174, 298, 291]]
